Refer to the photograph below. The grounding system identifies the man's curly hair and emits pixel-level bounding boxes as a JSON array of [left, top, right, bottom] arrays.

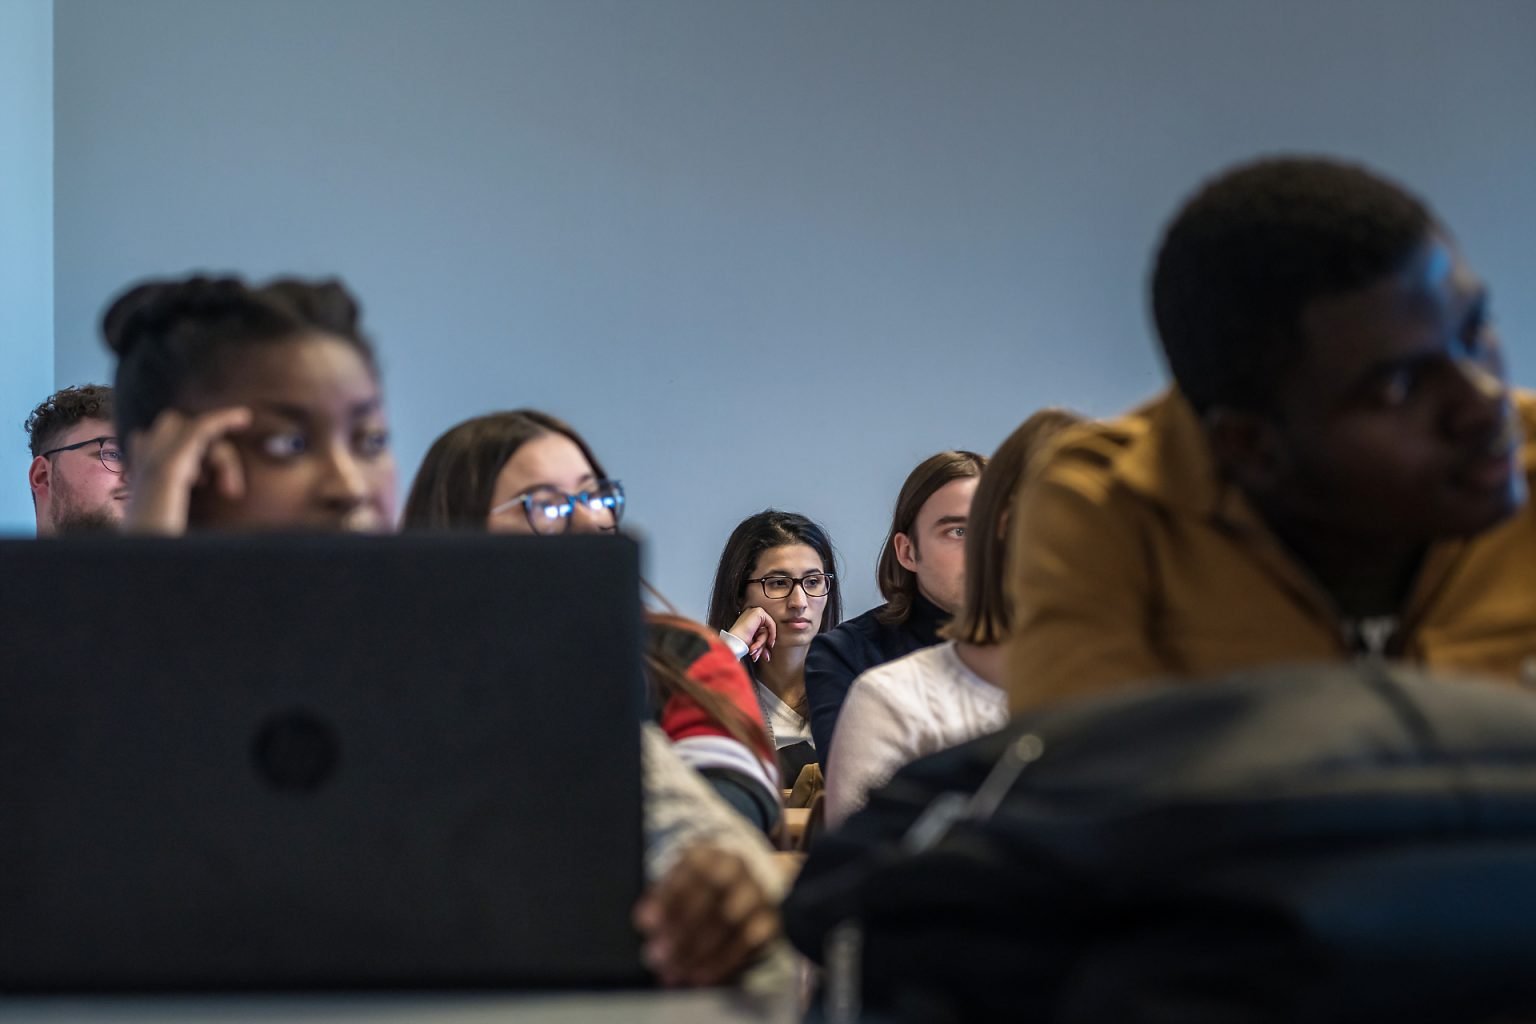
[[1151, 156, 1435, 414], [25, 384, 115, 457]]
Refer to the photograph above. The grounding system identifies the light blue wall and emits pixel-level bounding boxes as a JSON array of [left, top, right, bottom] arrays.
[[0, 0, 54, 536], [51, 0, 1536, 616]]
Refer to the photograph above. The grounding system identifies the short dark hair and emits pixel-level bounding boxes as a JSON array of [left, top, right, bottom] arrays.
[[25, 384, 115, 457], [706, 510, 843, 637], [946, 409, 1083, 646], [875, 450, 987, 626], [401, 410, 608, 529], [1151, 156, 1435, 414], [103, 274, 377, 441]]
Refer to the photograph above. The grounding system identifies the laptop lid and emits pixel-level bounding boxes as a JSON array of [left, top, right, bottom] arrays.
[[0, 534, 649, 991]]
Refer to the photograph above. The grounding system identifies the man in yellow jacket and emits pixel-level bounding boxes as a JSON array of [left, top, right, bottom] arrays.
[[1007, 156, 1536, 713]]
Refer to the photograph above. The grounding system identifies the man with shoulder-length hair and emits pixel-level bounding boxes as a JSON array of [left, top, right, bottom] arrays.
[[1007, 156, 1536, 714], [805, 449, 987, 760], [25, 384, 127, 536]]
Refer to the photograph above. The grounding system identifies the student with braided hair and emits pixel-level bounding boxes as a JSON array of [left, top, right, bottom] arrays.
[[106, 274, 397, 536], [104, 274, 783, 988]]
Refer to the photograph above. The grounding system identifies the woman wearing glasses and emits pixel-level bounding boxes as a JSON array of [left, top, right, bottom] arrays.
[[399, 409, 621, 535], [402, 411, 783, 835], [706, 512, 842, 784]]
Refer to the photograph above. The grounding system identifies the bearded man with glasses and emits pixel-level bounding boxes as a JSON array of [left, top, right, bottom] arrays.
[[25, 385, 128, 536]]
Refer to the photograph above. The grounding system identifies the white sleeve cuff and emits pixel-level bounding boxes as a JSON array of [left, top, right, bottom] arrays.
[[718, 629, 751, 661]]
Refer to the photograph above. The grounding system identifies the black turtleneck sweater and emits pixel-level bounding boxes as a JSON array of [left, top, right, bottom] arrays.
[[804, 592, 950, 763]]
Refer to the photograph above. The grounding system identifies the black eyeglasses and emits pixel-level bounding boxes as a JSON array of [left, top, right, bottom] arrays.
[[745, 572, 835, 600], [489, 480, 625, 535], [40, 436, 124, 474]]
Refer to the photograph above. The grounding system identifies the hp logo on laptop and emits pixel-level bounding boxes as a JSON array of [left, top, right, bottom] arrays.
[[253, 710, 341, 793]]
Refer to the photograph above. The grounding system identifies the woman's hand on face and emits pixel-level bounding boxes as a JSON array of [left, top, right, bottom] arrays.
[[632, 844, 780, 987], [727, 607, 776, 663], [125, 406, 253, 535]]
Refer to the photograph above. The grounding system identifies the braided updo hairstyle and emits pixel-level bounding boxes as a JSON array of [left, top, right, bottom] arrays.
[[103, 274, 378, 443]]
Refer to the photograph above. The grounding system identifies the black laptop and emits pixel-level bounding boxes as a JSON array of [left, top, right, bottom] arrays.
[[0, 534, 649, 991]]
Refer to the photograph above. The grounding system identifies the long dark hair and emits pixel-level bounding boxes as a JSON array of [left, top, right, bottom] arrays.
[[945, 409, 1083, 646], [402, 410, 607, 529], [103, 274, 376, 444], [875, 450, 987, 625], [706, 510, 842, 637], [402, 410, 772, 762]]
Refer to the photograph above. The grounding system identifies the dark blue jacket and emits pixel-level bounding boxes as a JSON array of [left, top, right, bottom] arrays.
[[804, 593, 949, 763]]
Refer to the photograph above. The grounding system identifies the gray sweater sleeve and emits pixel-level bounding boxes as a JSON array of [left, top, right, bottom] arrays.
[[640, 722, 784, 895], [640, 723, 796, 992]]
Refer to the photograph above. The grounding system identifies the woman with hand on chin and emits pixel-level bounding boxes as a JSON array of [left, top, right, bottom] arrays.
[[107, 282, 780, 989], [708, 511, 842, 786]]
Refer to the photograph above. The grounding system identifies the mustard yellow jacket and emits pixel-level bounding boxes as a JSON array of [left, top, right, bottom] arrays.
[[1006, 389, 1536, 713]]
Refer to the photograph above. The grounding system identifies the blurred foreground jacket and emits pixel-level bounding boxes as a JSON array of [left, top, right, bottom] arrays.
[[788, 662, 1536, 1024]]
